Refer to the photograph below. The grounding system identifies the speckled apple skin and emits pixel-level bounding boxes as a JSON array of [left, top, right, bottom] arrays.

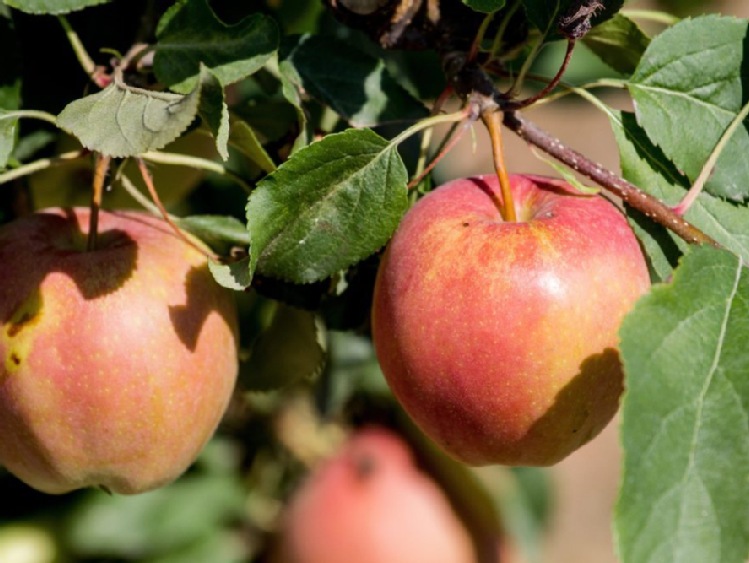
[[0, 208, 239, 494], [274, 427, 477, 563], [372, 175, 651, 466]]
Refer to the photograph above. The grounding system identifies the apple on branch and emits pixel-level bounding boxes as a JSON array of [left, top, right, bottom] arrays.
[[0, 208, 239, 494], [372, 174, 651, 466]]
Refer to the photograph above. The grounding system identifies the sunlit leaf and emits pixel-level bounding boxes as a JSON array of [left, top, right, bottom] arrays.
[[617, 245, 749, 563], [629, 15, 749, 201], [56, 70, 202, 158], [247, 128, 408, 284]]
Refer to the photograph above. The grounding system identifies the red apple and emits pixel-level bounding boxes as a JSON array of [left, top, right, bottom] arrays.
[[273, 426, 477, 563], [0, 208, 239, 494], [371, 174, 650, 466]]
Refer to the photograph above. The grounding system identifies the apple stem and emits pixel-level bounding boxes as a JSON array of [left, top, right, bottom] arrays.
[[135, 158, 219, 261], [482, 108, 517, 222], [87, 154, 110, 251]]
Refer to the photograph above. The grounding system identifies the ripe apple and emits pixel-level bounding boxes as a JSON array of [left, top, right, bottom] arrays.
[[272, 426, 477, 563], [0, 208, 239, 494], [371, 174, 650, 466]]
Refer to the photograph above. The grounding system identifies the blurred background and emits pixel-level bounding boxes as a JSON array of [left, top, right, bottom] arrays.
[[0, 1, 744, 562]]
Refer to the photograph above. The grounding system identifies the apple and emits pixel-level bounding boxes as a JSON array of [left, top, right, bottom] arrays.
[[0, 207, 239, 494], [272, 426, 477, 563], [371, 174, 650, 466]]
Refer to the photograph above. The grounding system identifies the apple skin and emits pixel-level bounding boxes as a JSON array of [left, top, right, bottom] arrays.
[[371, 174, 650, 466], [0, 208, 239, 494], [273, 426, 477, 563]]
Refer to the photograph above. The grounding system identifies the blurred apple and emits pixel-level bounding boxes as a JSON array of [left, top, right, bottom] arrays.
[[273, 426, 477, 563], [372, 174, 650, 466], [0, 207, 238, 494]]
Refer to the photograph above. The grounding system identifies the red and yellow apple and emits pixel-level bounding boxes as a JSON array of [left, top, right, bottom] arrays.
[[273, 426, 477, 563], [0, 208, 239, 494], [372, 174, 650, 466]]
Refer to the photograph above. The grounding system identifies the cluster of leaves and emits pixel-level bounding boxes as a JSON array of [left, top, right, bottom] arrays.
[[1, 0, 749, 562]]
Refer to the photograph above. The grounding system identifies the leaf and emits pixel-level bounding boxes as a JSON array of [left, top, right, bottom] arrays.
[[179, 215, 250, 246], [239, 302, 326, 392], [609, 108, 749, 280], [281, 35, 428, 127], [154, 0, 278, 94], [197, 68, 229, 161], [583, 13, 650, 75], [228, 117, 276, 173], [628, 15, 749, 201], [462, 0, 505, 13], [247, 128, 408, 284], [209, 257, 252, 291], [0, 11, 21, 170], [277, 57, 313, 152], [616, 245, 749, 563], [4, 0, 110, 14], [521, 0, 624, 35], [56, 70, 202, 158], [67, 474, 245, 557]]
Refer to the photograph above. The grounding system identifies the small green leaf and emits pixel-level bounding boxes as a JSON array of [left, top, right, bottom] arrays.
[[247, 128, 408, 284], [277, 58, 312, 152], [154, 0, 278, 94], [228, 117, 276, 173], [629, 15, 749, 201], [209, 257, 252, 291], [462, 0, 505, 13], [56, 70, 202, 158], [583, 13, 650, 75], [239, 302, 326, 392], [617, 245, 749, 563], [4, 0, 110, 14], [281, 35, 428, 127], [197, 68, 229, 161]]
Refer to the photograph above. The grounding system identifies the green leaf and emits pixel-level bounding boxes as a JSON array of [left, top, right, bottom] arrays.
[[67, 474, 245, 557], [179, 214, 250, 246], [4, 0, 110, 14], [209, 257, 252, 291], [462, 0, 505, 13], [239, 302, 326, 392], [247, 128, 408, 284], [277, 57, 312, 152], [583, 13, 650, 75], [521, 0, 624, 35], [617, 245, 749, 563], [629, 15, 749, 201], [281, 35, 428, 127], [609, 109, 749, 280], [0, 11, 21, 170], [56, 70, 202, 158], [154, 0, 278, 94], [228, 116, 276, 173], [197, 68, 229, 161]]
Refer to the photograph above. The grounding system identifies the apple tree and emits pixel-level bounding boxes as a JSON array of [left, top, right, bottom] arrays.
[[0, 0, 747, 562]]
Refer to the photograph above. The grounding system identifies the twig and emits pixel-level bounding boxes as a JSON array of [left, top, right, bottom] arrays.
[[506, 39, 577, 110], [87, 154, 111, 251], [502, 110, 718, 247]]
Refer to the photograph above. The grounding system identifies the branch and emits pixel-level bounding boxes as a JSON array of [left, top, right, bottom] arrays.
[[501, 110, 719, 247]]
